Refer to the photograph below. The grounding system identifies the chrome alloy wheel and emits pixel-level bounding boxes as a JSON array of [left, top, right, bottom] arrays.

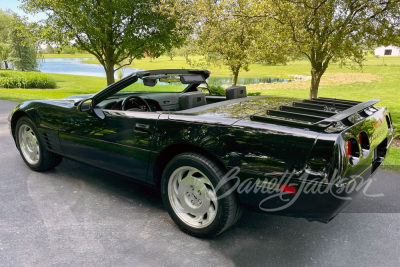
[[18, 124, 40, 165], [168, 166, 218, 228]]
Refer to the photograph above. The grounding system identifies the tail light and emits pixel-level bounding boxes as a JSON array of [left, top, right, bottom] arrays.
[[346, 140, 352, 158], [345, 138, 360, 164], [280, 184, 296, 194]]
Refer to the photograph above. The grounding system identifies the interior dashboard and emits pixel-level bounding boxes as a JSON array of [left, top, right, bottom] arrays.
[[96, 92, 181, 112]]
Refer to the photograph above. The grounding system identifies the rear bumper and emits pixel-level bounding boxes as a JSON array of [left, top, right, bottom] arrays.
[[237, 163, 381, 223]]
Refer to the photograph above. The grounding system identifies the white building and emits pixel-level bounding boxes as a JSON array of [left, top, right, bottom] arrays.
[[374, 45, 400, 56]]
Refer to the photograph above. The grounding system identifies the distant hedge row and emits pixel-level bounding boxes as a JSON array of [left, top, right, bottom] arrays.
[[0, 72, 56, 89]]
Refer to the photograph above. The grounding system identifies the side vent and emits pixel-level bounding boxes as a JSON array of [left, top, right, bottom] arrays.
[[43, 133, 55, 150]]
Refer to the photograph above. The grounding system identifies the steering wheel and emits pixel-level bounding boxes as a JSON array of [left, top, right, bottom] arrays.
[[121, 96, 151, 111]]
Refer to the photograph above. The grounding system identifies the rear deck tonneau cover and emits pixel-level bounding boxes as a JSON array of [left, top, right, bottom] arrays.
[[251, 97, 381, 132]]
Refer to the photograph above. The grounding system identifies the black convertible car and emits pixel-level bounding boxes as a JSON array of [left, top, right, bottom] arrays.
[[8, 69, 395, 237]]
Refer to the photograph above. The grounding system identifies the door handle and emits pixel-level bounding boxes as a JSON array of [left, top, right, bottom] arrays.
[[134, 123, 150, 133]]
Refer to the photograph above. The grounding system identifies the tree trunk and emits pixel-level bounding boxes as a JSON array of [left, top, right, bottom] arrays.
[[104, 62, 115, 85], [310, 67, 323, 99], [5, 61, 8, 69], [232, 68, 240, 86]]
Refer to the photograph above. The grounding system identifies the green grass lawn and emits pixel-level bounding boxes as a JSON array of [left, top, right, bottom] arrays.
[[0, 54, 399, 172], [0, 71, 183, 101], [82, 53, 400, 78], [0, 72, 107, 101], [383, 147, 400, 173]]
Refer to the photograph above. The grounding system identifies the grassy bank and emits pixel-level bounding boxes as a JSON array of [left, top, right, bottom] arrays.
[[0, 71, 182, 101], [82, 54, 400, 78], [0, 72, 106, 101], [383, 147, 400, 173], [83, 55, 308, 78]]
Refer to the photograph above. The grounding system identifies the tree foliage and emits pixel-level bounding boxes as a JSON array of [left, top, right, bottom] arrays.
[[23, 0, 188, 85], [166, 48, 177, 60], [8, 14, 37, 71], [0, 10, 12, 69], [253, 0, 400, 98], [0, 10, 38, 71], [191, 0, 290, 86], [44, 44, 54, 54]]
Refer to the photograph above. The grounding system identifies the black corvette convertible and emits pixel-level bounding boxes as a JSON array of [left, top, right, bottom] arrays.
[[8, 69, 395, 237]]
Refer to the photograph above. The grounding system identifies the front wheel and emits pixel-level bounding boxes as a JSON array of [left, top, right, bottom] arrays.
[[16, 117, 63, 171], [161, 153, 243, 237]]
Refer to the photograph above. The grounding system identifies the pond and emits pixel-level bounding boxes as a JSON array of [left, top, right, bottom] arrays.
[[37, 58, 143, 78], [37, 58, 290, 86]]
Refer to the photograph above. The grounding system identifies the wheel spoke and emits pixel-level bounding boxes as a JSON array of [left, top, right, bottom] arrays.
[[197, 177, 213, 188], [207, 188, 217, 203]]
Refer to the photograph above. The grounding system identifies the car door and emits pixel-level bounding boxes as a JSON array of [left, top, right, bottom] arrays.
[[59, 108, 160, 182]]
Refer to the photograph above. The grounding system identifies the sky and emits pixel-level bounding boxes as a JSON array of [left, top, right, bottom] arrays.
[[0, 0, 47, 22]]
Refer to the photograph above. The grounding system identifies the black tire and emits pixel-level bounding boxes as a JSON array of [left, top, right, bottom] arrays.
[[161, 152, 243, 238], [15, 117, 63, 171]]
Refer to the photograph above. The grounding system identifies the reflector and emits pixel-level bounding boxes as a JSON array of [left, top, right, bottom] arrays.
[[280, 185, 296, 194], [346, 140, 352, 158]]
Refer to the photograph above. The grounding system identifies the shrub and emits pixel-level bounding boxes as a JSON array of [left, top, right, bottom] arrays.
[[0, 72, 56, 89], [248, 92, 261, 96], [202, 85, 226, 96]]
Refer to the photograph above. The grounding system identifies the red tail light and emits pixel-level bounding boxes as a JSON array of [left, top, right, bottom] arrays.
[[280, 184, 296, 194], [346, 138, 360, 164], [346, 140, 352, 158]]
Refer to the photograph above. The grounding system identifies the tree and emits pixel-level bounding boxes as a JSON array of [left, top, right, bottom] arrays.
[[44, 44, 54, 54], [0, 10, 12, 69], [8, 14, 37, 71], [0, 43, 11, 69], [253, 0, 400, 98], [23, 0, 188, 85], [191, 0, 290, 86], [166, 48, 177, 60]]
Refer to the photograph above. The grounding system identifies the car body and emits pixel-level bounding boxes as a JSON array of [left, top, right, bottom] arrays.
[[8, 69, 395, 237]]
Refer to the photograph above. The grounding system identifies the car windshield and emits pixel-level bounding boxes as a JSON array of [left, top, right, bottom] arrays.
[[116, 75, 207, 95], [115, 78, 183, 94]]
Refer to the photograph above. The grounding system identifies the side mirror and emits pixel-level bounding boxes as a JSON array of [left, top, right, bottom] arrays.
[[79, 99, 93, 112]]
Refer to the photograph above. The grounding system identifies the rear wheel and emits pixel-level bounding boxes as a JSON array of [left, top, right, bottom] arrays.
[[16, 117, 62, 171], [161, 152, 243, 237]]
